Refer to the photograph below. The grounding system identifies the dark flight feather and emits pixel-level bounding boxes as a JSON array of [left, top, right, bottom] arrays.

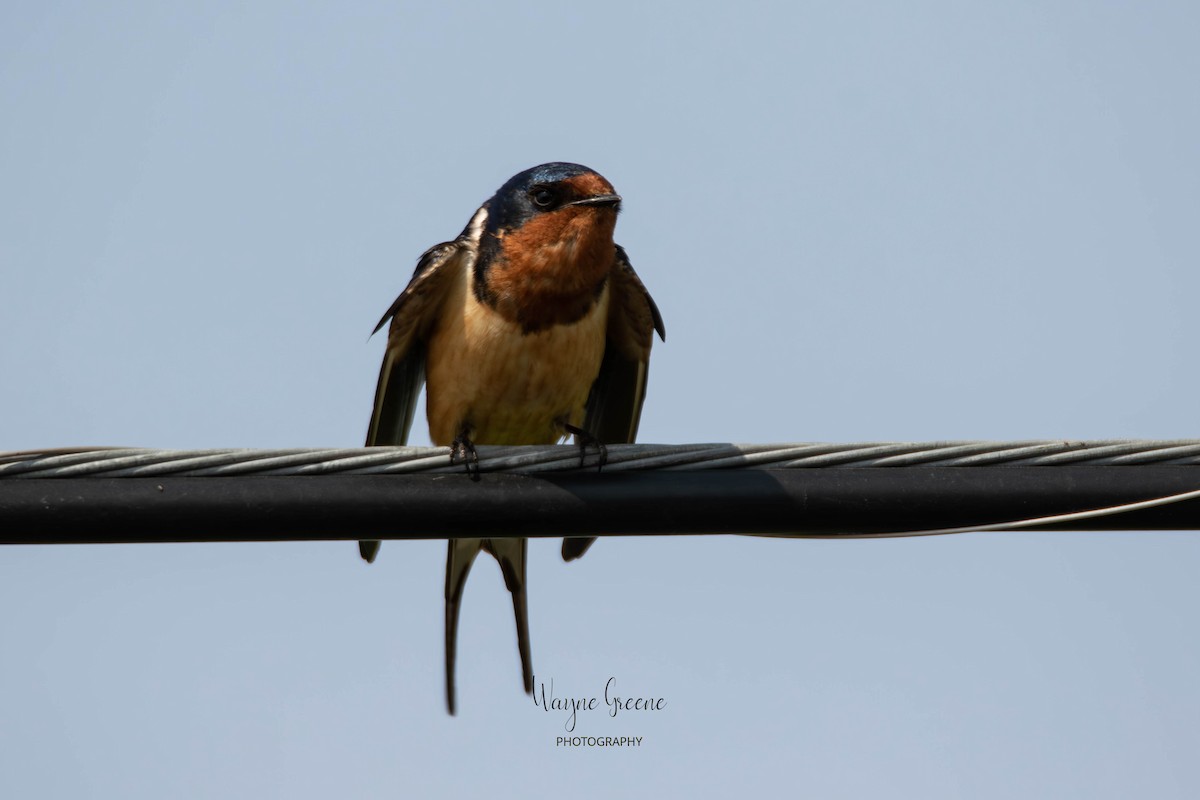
[[562, 246, 665, 562], [359, 240, 471, 563]]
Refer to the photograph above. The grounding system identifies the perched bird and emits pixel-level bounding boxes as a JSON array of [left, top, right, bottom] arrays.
[[361, 162, 664, 714]]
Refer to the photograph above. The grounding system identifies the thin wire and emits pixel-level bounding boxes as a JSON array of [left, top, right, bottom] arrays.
[[753, 485, 1200, 540], [6, 440, 1200, 478]]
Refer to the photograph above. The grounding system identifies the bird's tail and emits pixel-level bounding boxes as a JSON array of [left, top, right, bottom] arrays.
[[443, 536, 532, 714], [445, 537, 482, 715], [483, 536, 533, 697]]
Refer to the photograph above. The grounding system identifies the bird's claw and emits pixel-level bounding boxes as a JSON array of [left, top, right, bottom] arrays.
[[565, 424, 607, 472], [450, 435, 480, 481]]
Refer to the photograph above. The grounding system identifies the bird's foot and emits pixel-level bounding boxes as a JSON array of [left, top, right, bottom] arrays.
[[565, 424, 607, 472], [450, 434, 480, 482]]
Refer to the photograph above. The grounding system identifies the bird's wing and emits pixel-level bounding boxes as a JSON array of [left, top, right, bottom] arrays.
[[359, 239, 470, 563], [562, 245, 665, 561]]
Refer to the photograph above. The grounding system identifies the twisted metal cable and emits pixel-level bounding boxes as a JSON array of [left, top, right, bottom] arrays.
[[5, 440, 1200, 479]]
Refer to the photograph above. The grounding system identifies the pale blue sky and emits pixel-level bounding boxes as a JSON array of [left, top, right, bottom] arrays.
[[2, 2, 1199, 797]]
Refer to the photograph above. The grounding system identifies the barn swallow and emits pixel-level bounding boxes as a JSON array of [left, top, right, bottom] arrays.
[[360, 163, 664, 714]]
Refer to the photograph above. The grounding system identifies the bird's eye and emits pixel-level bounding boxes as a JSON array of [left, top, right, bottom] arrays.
[[531, 187, 558, 209]]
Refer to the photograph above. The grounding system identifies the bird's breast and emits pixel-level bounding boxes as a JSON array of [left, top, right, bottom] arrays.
[[425, 263, 611, 446], [482, 208, 617, 333]]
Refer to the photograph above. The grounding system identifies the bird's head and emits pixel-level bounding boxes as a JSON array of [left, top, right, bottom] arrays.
[[488, 162, 622, 225], [474, 163, 624, 332]]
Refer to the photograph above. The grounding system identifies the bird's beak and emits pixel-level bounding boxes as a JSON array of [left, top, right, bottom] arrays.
[[567, 193, 622, 208]]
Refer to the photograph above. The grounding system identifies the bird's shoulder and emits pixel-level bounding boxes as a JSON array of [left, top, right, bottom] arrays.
[[606, 244, 666, 358], [371, 206, 488, 345]]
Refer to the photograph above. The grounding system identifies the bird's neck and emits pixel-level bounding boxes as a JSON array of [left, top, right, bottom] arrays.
[[475, 210, 616, 333]]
